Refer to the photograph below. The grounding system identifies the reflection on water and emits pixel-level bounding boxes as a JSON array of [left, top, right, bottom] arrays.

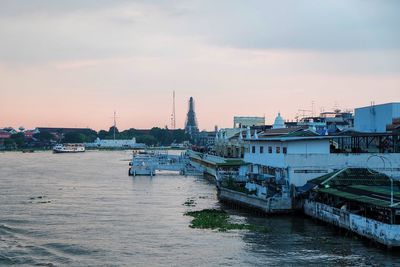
[[0, 151, 399, 266]]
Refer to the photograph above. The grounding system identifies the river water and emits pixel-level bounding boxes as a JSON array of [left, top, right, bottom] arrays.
[[0, 151, 399, 266]]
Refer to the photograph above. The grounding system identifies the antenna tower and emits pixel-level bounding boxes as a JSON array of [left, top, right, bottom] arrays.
[[171, 91, 176, 129], [311, 101, 315, 117], [113, 111, 117, 141]]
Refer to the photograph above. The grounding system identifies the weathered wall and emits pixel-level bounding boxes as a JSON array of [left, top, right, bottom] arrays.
[[219, 188, 292, 213], [304, 200, 400, 247]]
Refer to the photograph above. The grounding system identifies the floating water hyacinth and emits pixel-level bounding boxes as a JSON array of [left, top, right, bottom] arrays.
[[184, 209, 268, 233]]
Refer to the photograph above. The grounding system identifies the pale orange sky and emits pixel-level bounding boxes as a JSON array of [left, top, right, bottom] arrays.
[[1, 1, 399, 131]]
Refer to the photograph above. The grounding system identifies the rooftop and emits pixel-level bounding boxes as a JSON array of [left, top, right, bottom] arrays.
[[308, 168, 400, 209], [355, 102, 400, 110]]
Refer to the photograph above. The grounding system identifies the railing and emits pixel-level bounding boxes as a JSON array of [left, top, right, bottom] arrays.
[[130, 151, 205, 175], [216, 170, 246, 182]]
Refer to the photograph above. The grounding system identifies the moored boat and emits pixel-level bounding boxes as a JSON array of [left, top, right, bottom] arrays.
[[53, 143, 85, 153]]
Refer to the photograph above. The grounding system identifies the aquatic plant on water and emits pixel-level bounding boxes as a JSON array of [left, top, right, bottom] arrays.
[[183, 198, 197, 207], [184, 209, 268, 233]]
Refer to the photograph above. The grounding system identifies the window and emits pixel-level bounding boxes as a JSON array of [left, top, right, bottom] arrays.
[[283, 147, 287, 154], [268, 146, 272, 153], [252, 146, 256, 153], [276, 147, 280, 154], [260, 146, 264, 154]]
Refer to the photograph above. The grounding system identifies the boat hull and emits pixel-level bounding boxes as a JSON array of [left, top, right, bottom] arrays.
[[53, 149, 85, 153]]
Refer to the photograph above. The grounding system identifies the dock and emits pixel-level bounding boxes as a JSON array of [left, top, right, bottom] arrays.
[[129, 151, 203, 176]]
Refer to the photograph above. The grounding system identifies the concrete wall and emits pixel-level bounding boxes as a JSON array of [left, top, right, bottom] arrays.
[[245, 139, 330, 167], [245, 149, 400, 186], [354, 103, 400, 133], [286, 153, 400, 186], [304, 200, 400, 247], [219, 188, 292, 213], [287, 139, 330, 154], [286, 153, 400, 171], [244, 139, 330, 171]]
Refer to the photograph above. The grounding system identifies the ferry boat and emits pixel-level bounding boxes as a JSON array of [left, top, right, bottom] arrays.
[[53, 143, 85, 153]]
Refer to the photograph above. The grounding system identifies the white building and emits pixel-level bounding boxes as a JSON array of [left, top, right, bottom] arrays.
[[233, 116, 265, 128], [354, 102, 400, 133], [244, 129, 400, 187], [272, 112, 285, 129], [85, 137, 145, 149]]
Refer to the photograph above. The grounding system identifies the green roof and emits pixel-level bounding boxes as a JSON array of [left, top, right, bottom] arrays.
[[350, 185, 400, 198], [216, 159, 246, 167], [285, 130, 320, 137], [318, 187, 393, 208], [308, 168, 396, 187], [308, 168, 400, 209]]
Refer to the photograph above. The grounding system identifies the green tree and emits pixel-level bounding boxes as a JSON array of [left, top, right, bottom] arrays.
[[79, 129, 98, 142], [10, 133, 25, 148], [62, 132, 86, 143], [33, 131, 54, 142], [136, 134, 157, 146], [171, 129, 190, 143], [98, 130, 108, 139], [149, 127, 173, 146], [4, 139, 17, 150], [109, 126, 119, 134]]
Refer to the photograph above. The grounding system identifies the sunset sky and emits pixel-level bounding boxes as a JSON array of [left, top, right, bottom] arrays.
[[1, 0, 399, 131]]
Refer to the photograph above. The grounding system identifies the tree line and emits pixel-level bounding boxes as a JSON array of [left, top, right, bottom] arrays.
[[1, 127, 190, 150]]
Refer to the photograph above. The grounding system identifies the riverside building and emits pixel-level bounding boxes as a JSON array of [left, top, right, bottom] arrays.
[[216, 112, 400, 214]]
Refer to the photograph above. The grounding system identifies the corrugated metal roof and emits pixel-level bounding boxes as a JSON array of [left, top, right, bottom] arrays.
[[258, 126, 308, 137], [251, 136, 331, 142], [308, 168, 400, 209], [318, 188, 391, 208]]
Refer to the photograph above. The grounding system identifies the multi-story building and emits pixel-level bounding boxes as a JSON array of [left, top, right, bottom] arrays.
[[244, 129, 400, 187]]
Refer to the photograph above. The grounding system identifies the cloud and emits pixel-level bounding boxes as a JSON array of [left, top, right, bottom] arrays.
[[179, 0, 400, 51], [0, 1, 399, 130], [1, 0, 399, 66]]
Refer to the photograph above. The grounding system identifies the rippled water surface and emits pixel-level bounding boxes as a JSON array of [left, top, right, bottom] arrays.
[[1, 151, 399, 266]]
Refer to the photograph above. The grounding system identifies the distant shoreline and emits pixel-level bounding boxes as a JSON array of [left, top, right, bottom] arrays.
[[0, 147, 187, 153]]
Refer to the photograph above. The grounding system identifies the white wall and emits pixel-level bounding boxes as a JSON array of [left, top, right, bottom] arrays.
[[286, 153, 400, 186], [244, 139, 330, 168], [287, 140, 329, 154], [354, 103, 400, 133], [245, 138, 400, 186], [245, 140, 286, 168]]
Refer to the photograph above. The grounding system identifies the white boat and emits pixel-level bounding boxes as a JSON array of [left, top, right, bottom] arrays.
[[53, 143, 85, 153]]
